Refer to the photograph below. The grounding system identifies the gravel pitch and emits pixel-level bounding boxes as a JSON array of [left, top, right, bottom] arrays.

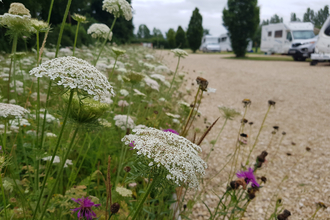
[[157, 51, 330, 220]]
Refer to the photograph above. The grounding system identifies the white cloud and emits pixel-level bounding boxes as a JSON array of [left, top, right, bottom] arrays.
[[132, 0, 329, 37]]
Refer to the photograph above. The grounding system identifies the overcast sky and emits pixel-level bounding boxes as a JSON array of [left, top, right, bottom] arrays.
[[131, 0, 329, 37]]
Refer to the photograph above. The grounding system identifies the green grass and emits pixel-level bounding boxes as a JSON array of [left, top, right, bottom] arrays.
[[223, 55, 311, 62]]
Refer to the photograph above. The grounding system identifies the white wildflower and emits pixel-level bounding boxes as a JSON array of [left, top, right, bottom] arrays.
[[150, 74, 166, 82], [148, 162, 153, 166], [133, 89, 146, 96], [72, 13, 87, 23], [155, 65, 170, 74], [158, 97, 166, 102], [114, 115, 135, 130], [87, 23, 112, 40], [98, 118, 112, 127], [122, 127, 207, 188], [3, 180, 13, 193], [143, 62, 155, 70], [0, 13, 32, 34], [0, 103, 29, 119], [119, 89, 129, 96], [145, 54, 155, 60], [9, 118, 30, 127], [64, 159, 73, 168], [8, 3, 30, 16], [165, 113, 180, 118], [112, 47, 126, 56], [102, 0, 133, 21], [128, 183, 137, 188], [30, 18, 48, 32], [116, 186, 133, 197], [26, 130, 36, 136], [171, 49, 188, 58], [144, 77, 160, 91], [135, 124, 147, 129], [46, 132, 57, 138], [29, 56, 115, 102], [117, 67, 127, 73], [118, 100, 129, 107], [42, 156, 61, 164]]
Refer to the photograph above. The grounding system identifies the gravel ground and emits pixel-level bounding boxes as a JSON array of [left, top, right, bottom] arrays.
[[157, 51, 330, 220]]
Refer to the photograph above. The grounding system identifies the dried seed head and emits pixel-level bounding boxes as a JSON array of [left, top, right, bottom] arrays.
[[110, 202, 120, 214], [282, 131, 286, 135], [286, 153, 292, 156], [261, 176, 267, 183], [272, 131, 276, 135], [306, 147, 311, 152], [183, 204, 187, 210], [242, 99, 251, 107], [316, 202, 327, 209], [123, 166, 131, 173], [249, 122, 254, 125], [247, 187, 259, 200], [268, 100, 276, 107], [196, 77, 208, 91], [230, 180, 240, 190], [241, 118, 248, 124], [291, 142, 296, 146], [273, 126, 279, 130], [240, 133, 248, 138], [153, 110, 158, 115], [277, 198, 282, 204], [283, 210, 291, 216]]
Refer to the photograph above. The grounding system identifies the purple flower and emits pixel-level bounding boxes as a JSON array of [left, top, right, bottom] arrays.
[[71, 197, 100, 220], [129, 141, 135, 150], [163, 129, 179, 135], [236, 167, 260, 187]]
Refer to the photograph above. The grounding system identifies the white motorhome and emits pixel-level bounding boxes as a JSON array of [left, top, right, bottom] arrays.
[[310, 16, 330, 65], [260, 22, 317, 61], [200, 35, 221, 52], [219, 33, 253, 52]]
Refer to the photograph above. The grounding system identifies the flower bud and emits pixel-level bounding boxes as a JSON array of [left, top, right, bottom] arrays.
[[110, 202, 120, 214]]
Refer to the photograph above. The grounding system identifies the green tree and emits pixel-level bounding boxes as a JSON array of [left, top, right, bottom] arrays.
[[269, 14, 283, 23], [166, 28, 176, 48], [291, 13, 301, 22], [137, 24, 151, 39], [186, 8, 203, 53], [203, 29, 210, 36], [303, 8, 315, 23], [223, 0, 260, 57], [175, 26, 187, 48], [303, 6, 329, 28]]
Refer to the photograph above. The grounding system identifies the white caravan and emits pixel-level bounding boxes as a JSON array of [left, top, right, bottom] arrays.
[[199, 35, 221, 52], [310, 16, 330, 65], [260, 22, 317, 61], [219, 33, 253, 52]]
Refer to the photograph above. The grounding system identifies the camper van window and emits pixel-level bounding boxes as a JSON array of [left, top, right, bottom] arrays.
[[268, 31, 272, 37], [292, 31, 315, 39], [325, 25, 330, 36], [286, 32, 292, 41], [274, 30, 283, 38], [218, 38, 220, 43], [222, 37, 227, 41]]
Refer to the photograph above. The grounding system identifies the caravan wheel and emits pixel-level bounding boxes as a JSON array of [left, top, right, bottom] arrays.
[[293, 56, 306, 62], [310, 60, 318, 66]]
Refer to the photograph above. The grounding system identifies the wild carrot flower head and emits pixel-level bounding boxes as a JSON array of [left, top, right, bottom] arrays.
[[8, 3, 30, 16], [72, 13, 87, 23], [122, 127, 207, 188], [112, 47, 126, 56], [236, 167, 259, 187], [218, 105, 240, 120], [87, 23, 112, 40], [29, 56, 115, 102], [114, 115, 135, 130], [171, 48, 188, 58], [71, 197, 100, 220], [0, 13, 32, 35], [30, 19, 48, 33], [102, 0, 133, 21], [0, 103, 29, 119]]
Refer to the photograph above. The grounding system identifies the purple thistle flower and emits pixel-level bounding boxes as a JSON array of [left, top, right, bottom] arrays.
[[236, 167, 260, 187], [129, 141, 135, 150], [71, 197, 100, 220], [163, 129, 179, 135]]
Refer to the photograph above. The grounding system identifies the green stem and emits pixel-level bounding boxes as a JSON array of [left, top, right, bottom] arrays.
[[94, 17, 117, 66], [169, 56, 180, 93], [0, 172, 7, 220], [130, 177, 158, 220], [55, 0, 73, 58], [184, 90, 203, 136], [35, 31, 41, 192], [245, 105, 271, 165], [181, 87, 200, 136], [32, 90, 74, 219], [7, 34, 17, 103], [2, 121, 6, 152], [47, 0, 55, 23], [39, 126, 79, 220], [72, 22, 80, 56], [206, 118, 228, 163], [109, 56, 118, 80]]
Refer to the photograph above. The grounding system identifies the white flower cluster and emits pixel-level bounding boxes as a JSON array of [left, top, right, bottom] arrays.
[[171, 49, 188, 58], [116, 186, 132, 197], [0, 13, 32, 32], [29, 56, 115, 102], [102, 0, 133, 21], [144, 76, 160, 91], [0, 103, 29, 119], [122, 127, 207, 188], [8, 3, 30, 16], [87, 23, 112, 40], [114, 115, 135, 130], [72, 13, 87, 23], [42, 156, 73, 168]]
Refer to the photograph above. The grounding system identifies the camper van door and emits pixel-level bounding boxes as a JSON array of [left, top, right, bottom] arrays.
[[273, 29, 285, 53], [283, 30, 293, 54]]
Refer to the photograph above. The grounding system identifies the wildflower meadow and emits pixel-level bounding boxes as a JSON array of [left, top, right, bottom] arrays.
[[0, 1, 327, 220]]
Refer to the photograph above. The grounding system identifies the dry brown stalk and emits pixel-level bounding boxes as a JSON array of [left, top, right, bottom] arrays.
[[106, 155, 112, 219], [197, 117, 220, 146]]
